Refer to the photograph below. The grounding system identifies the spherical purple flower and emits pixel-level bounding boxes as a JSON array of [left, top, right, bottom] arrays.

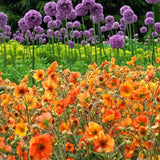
[[57, 0, 73, 15], [74, 30, 80, 38], [18, 18, 29, 31], [123, 9, 134, 22], [67, 10, 77, 20], [92, 14, 104, 24], [109, 34, 124, 49], [60, 27, 66, 34], [145, 0, 153, 3], [75, 3, 88, 17], [155, 22, 160, 32], [0, 12, 8, 29], [82, 0, 95, 10], [101, 26, 106, 32], [24, 10, 42, 28], [34, 26, 44, 33], [73, 21, 81, 28], [152, 31, 158, 38], [56, 20, 62, 28], [152, 0, 160, 4], [81, 40, 87, 46], [47, 29, 53, 38], [145, 17, 154, 25], [91, 3, 103, 16], [56, 12, 66, 20], [105, 24, 112, 31], [48, 20, 58, 29], [140, 27, 147, 33], [112, 22, 119, 30], [67, 22, 72, 29], [89, 28, 94, 35], [133, 14, 138, 23], [43, 16, 52, 23], [146, 11, 153, 18], [69, 41, 74, 48], [105, 15, 114, 25], [44, 2, 57, 17], [54, 30, 61, 38], [120, 5, 131, 16], [84, 30, 90, 38], [4, 25, 11, 32], [118, 31, 124, 36]]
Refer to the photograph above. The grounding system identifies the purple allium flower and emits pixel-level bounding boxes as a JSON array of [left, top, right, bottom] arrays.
[[47, 29, 53, 38], [24, 10, 42, 29], [145, 17, 154, 25], [75, 3, 88, 17], [120, 5, 131, 16], [118, 31, 124, 36], [155, 22, 160, 32], [101, 26, 106, 32], [89, 28, 94, 35], [67, 10, 77, 20], [140, 26, 147, 33], [81, 40, 87, 46], [109, 34, 124, 49], [82, 0, 95, 10], [18, 18, 29, 31], [74, 30, 80, 38], [0, 12, 8, 30], [120, 17, 126, 25], [57, 0, 73, 16], [112, 22, 119, 30], [133, 14, 138, 23], [91, 3, 103, 16], [153, 0, 160, 4], [92, 14, 104, 24], [146, 11, 153, 18], [152, 31, 158, 38], [105, 24, 112, 31], [54, 30, 61, 38], [56, 20, 62, 27], [123, 9, 134, 22], [105, 15, 114, 25], [48, 20, 58, 29], [43, 16, 52, 23], [145, 0, 159, 4], [44, 2, 57, 17], [67, 22, 72, 29], [69, 41, 74, 48], [73, 21, 81, 28], [84, 30, 90, 38], [60, 27, 66, 34], [34, 26, 44, 33], [4, 25, 11, 32], [56, 12, 66, 20]]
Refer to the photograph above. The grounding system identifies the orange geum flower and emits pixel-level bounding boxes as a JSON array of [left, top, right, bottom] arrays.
[[8, 156, 16, 160], [65, 142, 74, 152], [138, 126, 148, 136], [33, 69, 45, 82], [156, 57, 160, 64], [14, 83, 29, 97], [120, 83, 133, 98], [14, 122, 27, 137], [116, 99, 129, 110], [93, 131, 114, 153], [103, 94, 114, 108], [16, 141, 23, 158], [108, 77, 120, 90], [59, 122, 69, 133], [29, 134, 52, 160]]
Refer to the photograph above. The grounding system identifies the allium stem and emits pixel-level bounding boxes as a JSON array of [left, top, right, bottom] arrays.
[[2, 27, 7, 68], [32, 31, 35, 84], [82, 16, 87, 59]]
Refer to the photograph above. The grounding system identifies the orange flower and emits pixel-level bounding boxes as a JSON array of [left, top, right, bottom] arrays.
[[93, 131, 114, 153], [59, 122, 69, 133], [103, 94, 114, 108], [46, 61, 58, 75], [33, 69, 45, 82], [69, 72, 81, 84], [156, 57, 160, 64], [16, 141, 23, 158], [158, 48, 160, 54], [65, 142, 74, 152], [108, 77, 120, 90], [14, 122, 27, 137], [14, 83, 29, 97], [29, 134, 52, 160], [8, 156, 16, 160], [116, 99, 129, 110], [138, 126, 148, 136], [120, 83, 133, 98]]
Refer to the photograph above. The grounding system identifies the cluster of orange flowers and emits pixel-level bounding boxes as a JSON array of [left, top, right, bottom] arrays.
[[0, 57, 160, 160]]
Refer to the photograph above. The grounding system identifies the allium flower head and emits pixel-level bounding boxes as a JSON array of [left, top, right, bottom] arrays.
[[146, 11, 153, 18], [67, 10, 77, 20], [69, 41, 74, 48], [43, 15, 52, 23], [145, 17, 154, 25], [101, 26, 106, 32], [105, 15, 114, 25], [4, 25, 11, 32], [105, 24, 112, 31], [133, 14, 138, 23], [120, 5, 131, 16], [140, 27, 147, 33], [82, 0, 95, 10], [48, 20, 58, 29], [112, 22, 119, 30], [91, 3, 103, 16], [44, 2, 57, 17], [145, 0, 159, 4], [34, 26, 44, 33], [123, 8, 134, 22], [18, 18, 29, 31], [56, 12, 66, 20], [0, 12, 8, 29], [152, 31, 158, 38], [75, 3, 88, 16], [67, 22, 72, 29], [56, 20, 62, 27], [155, 22, 160, 32], [109, 34, 124, 49], [74, 30, 80, 38], [73, 21, 81, 28], [118, 31, 124, 36], [57, 0, 73, 15], [24, 10, 42, 28], [84, 30, 90, 38], [92, 14, 104, 24]]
